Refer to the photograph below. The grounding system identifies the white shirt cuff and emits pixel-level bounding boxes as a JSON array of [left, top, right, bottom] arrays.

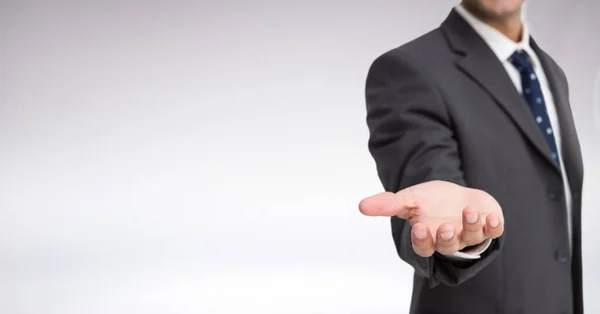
[[444, 238, 493, 260]]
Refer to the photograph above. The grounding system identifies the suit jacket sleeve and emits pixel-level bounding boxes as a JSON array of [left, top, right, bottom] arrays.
[[365, 50, 503, 288]]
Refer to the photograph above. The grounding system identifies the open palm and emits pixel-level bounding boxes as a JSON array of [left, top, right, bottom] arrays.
[[359, 180, 504, 256]]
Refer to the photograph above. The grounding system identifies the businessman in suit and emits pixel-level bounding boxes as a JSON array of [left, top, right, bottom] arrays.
[[359, 1, 584, 313]]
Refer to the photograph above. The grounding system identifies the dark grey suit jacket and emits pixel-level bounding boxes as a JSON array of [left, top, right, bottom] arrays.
[[365, 9, 584, 314]]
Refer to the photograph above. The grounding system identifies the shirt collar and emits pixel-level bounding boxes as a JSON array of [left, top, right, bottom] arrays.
[[454, 4, 531, 63]]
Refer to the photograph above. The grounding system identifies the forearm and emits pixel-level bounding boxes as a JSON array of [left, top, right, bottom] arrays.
[[366, 50, 503, 287]]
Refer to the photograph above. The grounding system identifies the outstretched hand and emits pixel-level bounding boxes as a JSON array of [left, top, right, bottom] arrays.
[[359, 180, 504, 257]]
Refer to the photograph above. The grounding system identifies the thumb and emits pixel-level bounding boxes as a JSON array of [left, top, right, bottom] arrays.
[[358, 190, 416, 218]]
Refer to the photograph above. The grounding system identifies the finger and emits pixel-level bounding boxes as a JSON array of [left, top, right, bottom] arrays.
[[411, 223, 435, 257], [459, 206, 486, 246], [358, 188, 417, 218], [483, 213, 504, 239], [435, 223, 460, 255]]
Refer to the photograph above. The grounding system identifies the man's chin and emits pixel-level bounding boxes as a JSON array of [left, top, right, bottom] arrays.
[[480, 8, 520, 20], [464, 2, 521, 21]]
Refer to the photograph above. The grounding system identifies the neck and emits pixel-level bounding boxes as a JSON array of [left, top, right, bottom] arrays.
[[462, 3, 524, 42]]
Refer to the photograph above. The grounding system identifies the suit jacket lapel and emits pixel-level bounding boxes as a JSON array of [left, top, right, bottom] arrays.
[[440, 9, 561, 174], [532, 39, 584, 193]]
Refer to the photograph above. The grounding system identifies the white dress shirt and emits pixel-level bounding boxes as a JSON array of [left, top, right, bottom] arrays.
[[449, 4, 573, 259]]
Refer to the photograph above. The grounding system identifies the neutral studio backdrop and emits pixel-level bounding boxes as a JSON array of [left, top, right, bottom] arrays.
[[1, 0, 599, 313]]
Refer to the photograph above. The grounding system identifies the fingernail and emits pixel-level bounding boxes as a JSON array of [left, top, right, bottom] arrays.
[[466, 213, 478, 224], [490, 217, 500, 228], [440, 231, 454, 240], [414, 229, 427, 239]]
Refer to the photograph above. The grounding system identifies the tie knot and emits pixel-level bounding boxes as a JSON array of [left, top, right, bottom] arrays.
[[509, 50, 533, 73]]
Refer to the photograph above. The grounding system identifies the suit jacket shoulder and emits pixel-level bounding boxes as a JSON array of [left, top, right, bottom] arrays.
[[372, 27, 454, 74]]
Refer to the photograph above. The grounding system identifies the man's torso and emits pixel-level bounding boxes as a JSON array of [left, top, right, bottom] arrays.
[[379, 10, 584, 314]]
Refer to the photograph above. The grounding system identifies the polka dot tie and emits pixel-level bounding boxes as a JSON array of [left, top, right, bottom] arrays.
[[509, 50, 560, 163]]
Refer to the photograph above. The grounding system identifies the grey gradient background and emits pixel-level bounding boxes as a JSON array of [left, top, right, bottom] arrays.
[[0, 0, 598, 313]]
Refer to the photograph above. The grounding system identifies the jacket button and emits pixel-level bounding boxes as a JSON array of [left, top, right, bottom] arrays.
[[547, 187, 560, 201], [555, 250, 569, 264]]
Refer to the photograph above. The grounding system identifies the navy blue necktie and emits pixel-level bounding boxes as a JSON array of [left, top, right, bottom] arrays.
[[509, 50, 560, 163]]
